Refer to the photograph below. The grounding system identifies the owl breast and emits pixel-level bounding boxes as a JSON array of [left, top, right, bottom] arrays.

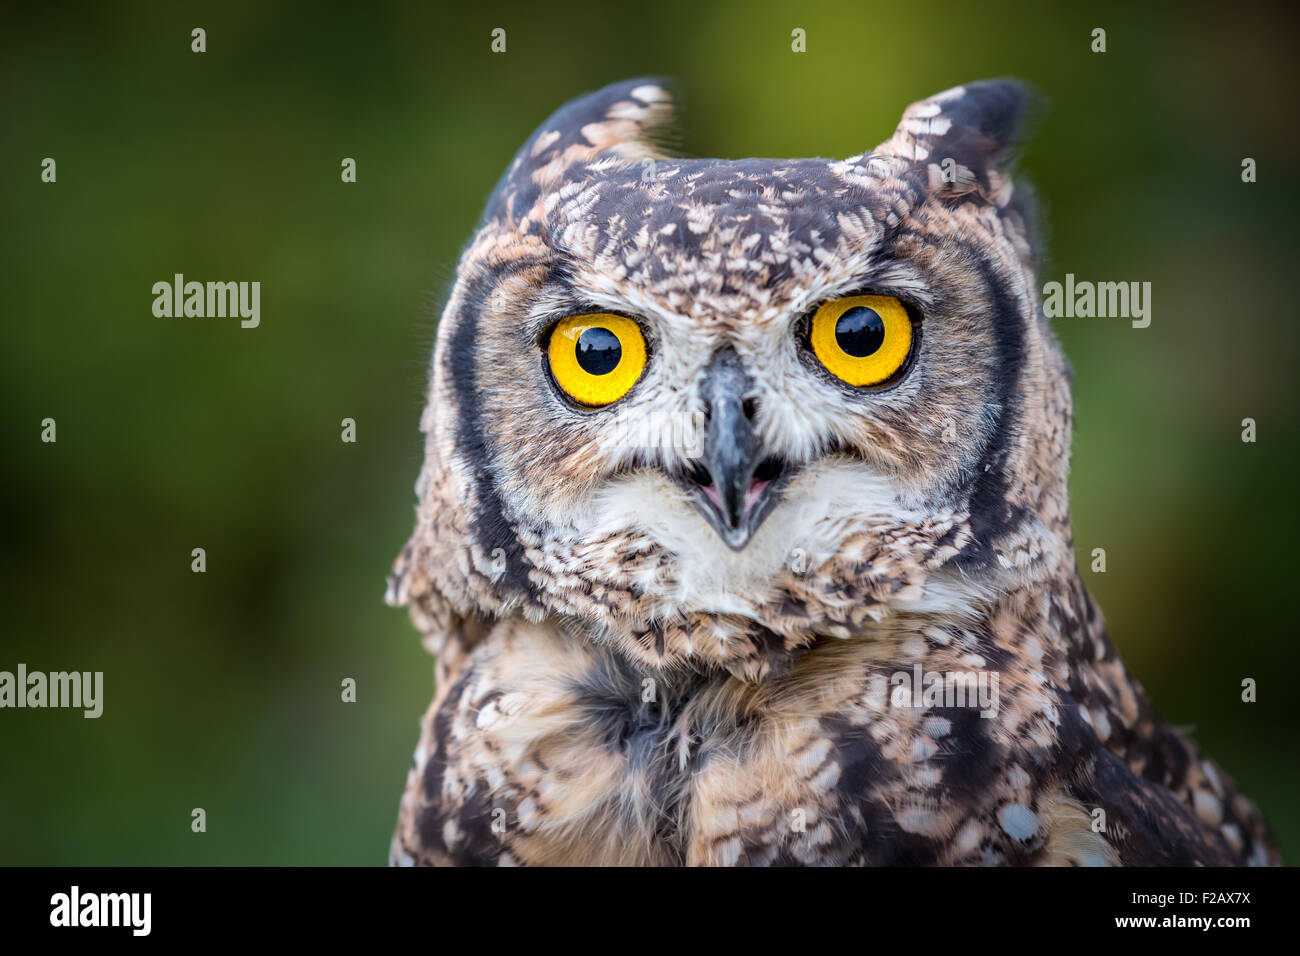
[[400, 618, 717, 865], [391, 614, 1101, 866]]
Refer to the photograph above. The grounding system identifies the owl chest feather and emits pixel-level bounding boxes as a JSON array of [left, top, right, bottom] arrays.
[[390, 580, 1277, 866], [392, 603, 1134, 866]]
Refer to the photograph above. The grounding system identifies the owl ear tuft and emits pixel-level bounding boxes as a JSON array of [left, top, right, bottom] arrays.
[[485, 78, 678, 226], [874, 79, 1035, 204]]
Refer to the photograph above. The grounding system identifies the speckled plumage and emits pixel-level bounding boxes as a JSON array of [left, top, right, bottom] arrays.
[[385, 78, 1279, 866]]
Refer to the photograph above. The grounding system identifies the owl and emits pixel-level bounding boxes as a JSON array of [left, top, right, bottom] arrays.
[[385, 78, 1280, 866]]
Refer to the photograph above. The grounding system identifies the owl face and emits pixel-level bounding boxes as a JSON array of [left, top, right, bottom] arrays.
[[395, 79, 1075, 680]]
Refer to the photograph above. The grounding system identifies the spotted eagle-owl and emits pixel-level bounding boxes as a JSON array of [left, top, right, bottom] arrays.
[[385, 78, 1279, 866]]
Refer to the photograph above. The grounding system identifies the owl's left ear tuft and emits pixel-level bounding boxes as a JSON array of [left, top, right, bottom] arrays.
[[874, 79, 1039, 206], [484, 78, 678, 227]]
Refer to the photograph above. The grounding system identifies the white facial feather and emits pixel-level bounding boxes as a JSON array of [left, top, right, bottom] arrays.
[[571, 457, 919, 616]]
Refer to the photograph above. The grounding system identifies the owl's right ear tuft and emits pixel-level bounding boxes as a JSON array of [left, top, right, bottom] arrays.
[[483, 78, 678, 227], [873, 79, 1038, 206]]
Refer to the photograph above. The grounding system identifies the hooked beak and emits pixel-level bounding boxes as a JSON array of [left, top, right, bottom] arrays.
[[678, 348, 788, 550]]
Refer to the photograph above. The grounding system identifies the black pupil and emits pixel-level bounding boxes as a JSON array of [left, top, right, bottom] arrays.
[[834, 307, 886, 357], [576, 327, 622, 375]]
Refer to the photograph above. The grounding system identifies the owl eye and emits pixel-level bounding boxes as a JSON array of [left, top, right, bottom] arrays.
[[808, 294, 914, 388], [547, 313, 647, 407]]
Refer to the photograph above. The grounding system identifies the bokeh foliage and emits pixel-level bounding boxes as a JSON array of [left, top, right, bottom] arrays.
[[2, 0, 1296, 863]]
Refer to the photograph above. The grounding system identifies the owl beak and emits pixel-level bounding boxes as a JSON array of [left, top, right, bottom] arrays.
[[683, 348, 786, 550]]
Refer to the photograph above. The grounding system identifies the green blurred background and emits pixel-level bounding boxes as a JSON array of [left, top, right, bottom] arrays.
[[2, 0, 1297, 864]]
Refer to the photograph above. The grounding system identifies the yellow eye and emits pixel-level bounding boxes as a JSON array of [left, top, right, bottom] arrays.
[[809, 294, 913, 388], [547, 313, 647, 407]]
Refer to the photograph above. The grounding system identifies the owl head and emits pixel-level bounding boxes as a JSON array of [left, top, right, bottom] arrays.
[[389, 78, 1074, 681]]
